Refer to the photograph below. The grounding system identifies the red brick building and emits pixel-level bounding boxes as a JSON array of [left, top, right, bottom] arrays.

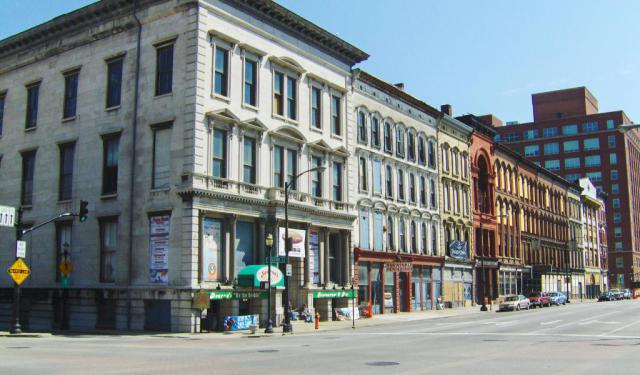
[[494, 87, 639, 289]]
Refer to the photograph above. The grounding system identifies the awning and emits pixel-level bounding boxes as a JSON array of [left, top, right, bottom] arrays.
[[237, 265, 284, 287]]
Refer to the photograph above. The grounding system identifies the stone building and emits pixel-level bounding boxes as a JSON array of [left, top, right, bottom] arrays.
[[579, 178, 607, 297]]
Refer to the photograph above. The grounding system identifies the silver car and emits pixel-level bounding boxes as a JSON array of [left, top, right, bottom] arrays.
[[499, 295, 530, 311]]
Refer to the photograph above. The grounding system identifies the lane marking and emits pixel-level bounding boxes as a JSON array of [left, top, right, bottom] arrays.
[[601, 320, 640, 336], [578, 320, 620, 326], [540, 320, 562, 326], [532, 306, 636, 333], [340, 331, 640, 340]]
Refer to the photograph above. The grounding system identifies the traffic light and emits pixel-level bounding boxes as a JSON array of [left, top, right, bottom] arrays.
[[78, 200, 88, 222]]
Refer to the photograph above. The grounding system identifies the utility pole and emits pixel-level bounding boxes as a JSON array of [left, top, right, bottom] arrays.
[[10, 208, 24, 334]]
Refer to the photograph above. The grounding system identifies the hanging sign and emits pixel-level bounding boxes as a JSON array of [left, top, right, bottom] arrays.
[[385, 262, 413, 273], [278, 228, 306, 258], [448, 240, 469, 260]]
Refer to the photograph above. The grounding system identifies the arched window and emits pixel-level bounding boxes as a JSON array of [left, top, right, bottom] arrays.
[[407, 132, 416, 161], [428, 140, 436, 168], [477, 155, 490, 213], [399, 219, 406, 251], [384, 122, 393, 153], [357, 111, 367, 144], [371, 116, 380, 148], [431, 224, 437, 255], [430, 179, 436, 208], [385, 165, 393, 198], [387, 216, 394, 251], [421, 223, 428, 254], [396, 126, 405, 157], [418, 137, 426, 165], [409, 173, 416, 203], [411, 221, 417, 253], [397, 169, 405, 201]]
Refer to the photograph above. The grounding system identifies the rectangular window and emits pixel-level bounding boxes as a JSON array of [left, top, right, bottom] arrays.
[[214, 46, 229, 96], [58, 143, 75, 201], [544, 143, 559, 155], [613, 213, 622, 224], [616, 257, 624, 268], [610, 153, 617, 165], [397, 169, 405, 201], [287, 149, 297, 190], [331, 95, 341, 135], [614, 227, 622, 237], [106, 58, 123, 108], [608, 135, 616, 148], [565, 173, 581, 182], [371, 117, 380, 148], [585, 155, 601, 167], [611, 169, 619, 180], [359, 157, 368, 191], [607, 119, 615, 129], [523, 129, 538, 140], [583, 138, 600, 151], [311, 156, 323, 197], [385, 166, 393, 198], [243, 58, 257, 106], [63, 70, 79, 119], [524, 145, 540, 157], [212, 129, 227, 179], [615, 242, 623, 251], [286, 76, 297, 120], [396, 128, 405, 157], [273, 72, 284, 116], [582, 121, 598, 132], [372, 159, 382, 194], [25, 83, 40, 129], [407, 134, 415, 161], [562, 124, 578, 135], [155, 43, 174, 96], [564, 157, 580, 170], [100, 219, 118, 283], [358, 111, 367, 143], [563, 140, 579, 153], [0, 93, 5, 136], [311, 87, 321, 129], [420, 176, 426, 206], [586, 172, 602, 182], [611, 184, 619, 195], [384, 123, 392, 153], [430, 179, 436, 208], [243, 137, 256, 184], [153, 127, 171, 189], [543, 127, 558, 138], [333, 162, 343, 201], [21, 151, 36, 205], [613, 199, 620, 208], [503, 133, 519, 142], [409, 174, 416, 203], [273, 146, 284, 187], [544, 159, 560, 171], [102, 135, 120, 195]]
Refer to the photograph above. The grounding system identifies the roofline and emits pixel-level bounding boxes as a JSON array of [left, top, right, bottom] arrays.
[[493, 110, 630, 129], [455, 114, 498, 138], [440, 115, 474, 136]]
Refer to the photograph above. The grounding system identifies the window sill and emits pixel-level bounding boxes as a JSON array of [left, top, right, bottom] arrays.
[[151, 187, 170, 193], [101, 193, 118, 200], [241, 103, 259, 113], [105, 105, 121, 112], [57, 200, 72, 204], [21, 205, 33, 210], [310, 126, 323, 135], [24, 127, 37, 133], [154, 93, 173, 100], [62, 116, 76, 123], [330, 134, 343, 141], [212, 93, 231, 103]]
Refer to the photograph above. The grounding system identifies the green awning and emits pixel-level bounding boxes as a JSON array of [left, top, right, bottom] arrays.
[[237, 265, 284, 287]]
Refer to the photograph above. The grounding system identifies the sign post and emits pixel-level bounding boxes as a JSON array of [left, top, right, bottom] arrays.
[[16, 241, 26, 258], [10, 208, 23, 334]]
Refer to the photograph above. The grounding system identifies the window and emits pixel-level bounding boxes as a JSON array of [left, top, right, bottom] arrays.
[[287, 149, 298, 190], [357, 111, 367, 143], [395, 127, 405, 157], [244, 58, 257, 106], [613, 199, 620, 208], [607, 119, 615, 129], [385, 165, 393, 198], [0, 93, 5, 136], [565, 173, 581, 182], [613, 213, 622, 224], [102, 135, 120, 195], [152, 127, 171, 189], [25, 83, 40, 129], [58, 143, 75, 201], [524, 145, 540, 157], [63, 70, 79, 119], [372, 159, 382, 194], [611, 169, 619, 180], [359, 157, 368, 191], [582, 121, 598, 132], [21, 151, 36, 205], [311, 87, 321, 129], [428, 141, 435, 168], [611, 184, 619, 195], [452, 150, 459, 175], [583, 138, 600, 151], [55, 223, 72, 282], [409, 173, 416, 203], [462, 154, 469, 178], [563, 140, 579, 153], [444, 183, 450, 211], [585, 155, 601, 167], [387, 216, 394, 251], [443, 147, 449, 171], [431, 225, 437, 255], [407, 133, 415, 161], [430, 179, 436, 208], [155, 43, 173, 96], [311, 156, 323, 197], [609, 153, 618, 165], [243, 137, 256, 184], [543, 127, 558, 138], [564, 157, 580, 170], [100, 219, 117, 283], [614, 227, 622, 237], [418, 138, 425, 165], [286, 76, 297, 120], [331, 95, 341, 135], [616, 257, 624, 268], [608, 135, 616, 148], [503, 133, 519, 142], [420, 176, 426, 206], [371, 117, 380, 147], [562, 124, 578, 135], [213, 46, 229, 96], [397, 169, 405, 200], [410, 221, 417, 252], [586, 172, 602, 182], [399, 219, 406, 251], [615, 242, 623, 251], [333, 162, 342, 201], [384, 122, 393, 153], [544, 159, 560, 171], [273, 72, 284, 116], [106, 58, 123, 108], [421, 223, 428, 254], [544, 143, 559, 155], [273, 146, 284, 187], [212, 129, 227, 178], [523, 129, 538, 140]]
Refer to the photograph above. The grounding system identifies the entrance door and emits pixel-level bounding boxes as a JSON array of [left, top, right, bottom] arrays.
[[399, 272, 408, 312]]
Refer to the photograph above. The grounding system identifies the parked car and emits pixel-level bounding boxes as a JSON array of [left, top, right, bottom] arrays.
[[499, 295, 530, 311], [548, 291, 567, 305], [623, 289, 632, 299], [610, 289, 624, 300], [598, 291, 615, 302], [528, 292, 551, 308]]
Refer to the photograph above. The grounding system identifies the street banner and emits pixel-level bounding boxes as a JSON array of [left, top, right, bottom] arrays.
[[309, 229, 320, 283], [202, 218, 223, 281], [278, 228, 306, 258], [149, 214, 170, 284], [448, 240, 468, 260]]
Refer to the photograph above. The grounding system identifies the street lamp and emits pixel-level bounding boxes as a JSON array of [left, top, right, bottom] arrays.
[[264, 233, 274, 334], [282, 164, 326, 334], [618, 123, 639, 133]]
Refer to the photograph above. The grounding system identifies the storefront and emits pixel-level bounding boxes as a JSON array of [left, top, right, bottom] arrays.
[[498, 265, 525, 298], [443, 240, 474, 308]]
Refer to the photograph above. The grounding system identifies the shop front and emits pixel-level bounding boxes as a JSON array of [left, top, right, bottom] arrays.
[[443, 240, 474, 308], [497, 265, 525, 298]]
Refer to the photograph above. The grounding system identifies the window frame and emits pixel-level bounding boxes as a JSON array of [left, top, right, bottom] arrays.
[[25, 82, 41, 130], [62, 69, 80, 120], [99, 217, 118, 283], [330, 94, 342, 136], [152, 123, 172, 189], [242, 136, 257, 184], [58, 142, 76, 201], [310, 85, 322, 130], [155, 42, 174, 96], [102, 133, 120, 195], [21, 150, 36, 206], [106, 56, 124, 109], [211, 128, 228, 179]]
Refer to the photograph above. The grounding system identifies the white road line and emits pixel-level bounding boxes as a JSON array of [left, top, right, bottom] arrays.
[[601, 320, 640, 336], [540, 320, 562, 326], [532, 307, 633, 333], [342, 331, 640, 340]]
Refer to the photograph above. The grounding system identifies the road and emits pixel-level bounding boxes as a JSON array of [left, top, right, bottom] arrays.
[[2, 300, 640, 375]]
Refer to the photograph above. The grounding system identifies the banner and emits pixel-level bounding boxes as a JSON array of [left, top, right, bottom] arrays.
[[448, 240, 468, 260], [202, 218, 223, 281], [309, 230, 320, 284], [223, 314, 259, 331], [278, 227, 306, 258], [149, 214, 170, 284]]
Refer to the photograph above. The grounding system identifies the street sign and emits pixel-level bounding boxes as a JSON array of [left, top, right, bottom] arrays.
[[0, 205, 16, 228], [59, 260, 73, 276], [7, 258, 30, 285], [285, 263, 292, 276], [267, 256, 286, 263], [16, 241, 26, 258]]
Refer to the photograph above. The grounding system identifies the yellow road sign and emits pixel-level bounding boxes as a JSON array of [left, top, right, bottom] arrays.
[[59, 260, 73, 276], [7, 258, 30, 285]]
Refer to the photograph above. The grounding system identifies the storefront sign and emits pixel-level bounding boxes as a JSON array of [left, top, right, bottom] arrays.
[[149, 214, 170, 284], [237, 265, 284, 287], [202, 218, 223, 282], [448, 240, 468, 260], [209, 290, 267, 300], [309, 230, 320, 284], [475, 259, 499, 268], [313, 290, 355, 299], [385, 262, 413, 273], [278, 228, 306, 258]]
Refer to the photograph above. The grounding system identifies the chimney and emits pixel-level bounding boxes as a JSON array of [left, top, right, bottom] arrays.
[[394, 83, 404, 91], [478, 114, 503, 127], [441, 104, 453, 116]]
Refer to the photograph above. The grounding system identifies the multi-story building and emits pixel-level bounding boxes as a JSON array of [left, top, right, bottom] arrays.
[[352, 70, 443, 314], [0, 0, 368, 332], [579, 178, 607, 297], [494, 87, 640, 290], [567, 186, 586, 300], [436, 107, 474, 308]]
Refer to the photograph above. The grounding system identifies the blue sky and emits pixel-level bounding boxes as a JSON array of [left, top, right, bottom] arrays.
[[2, 0, 638, 123]]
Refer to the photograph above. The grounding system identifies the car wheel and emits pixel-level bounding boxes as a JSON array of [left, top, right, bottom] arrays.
[[516, 304, 521, 311], [526, 304, 530, 310]]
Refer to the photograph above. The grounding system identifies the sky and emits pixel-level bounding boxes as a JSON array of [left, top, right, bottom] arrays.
[[2, 0, 638, 123]]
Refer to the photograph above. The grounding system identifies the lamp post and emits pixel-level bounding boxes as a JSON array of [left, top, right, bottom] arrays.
[[282, 164, 326, 334], [264, 233, 274, 334]]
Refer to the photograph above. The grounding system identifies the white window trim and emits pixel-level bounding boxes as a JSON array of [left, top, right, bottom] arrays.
[[211, 38, 234, 101], [308, 80, 324, 132], [271, 64, 300, 125], [241, 50, 261, 110]]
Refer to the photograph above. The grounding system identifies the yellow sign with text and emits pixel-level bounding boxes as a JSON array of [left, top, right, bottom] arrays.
[[7, 258, 30, 285]]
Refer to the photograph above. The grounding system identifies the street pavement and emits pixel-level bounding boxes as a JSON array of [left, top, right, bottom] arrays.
[[2, 300, 640, 375]]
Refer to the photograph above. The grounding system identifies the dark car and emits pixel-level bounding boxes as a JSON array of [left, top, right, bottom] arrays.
[[598, 291, 615, 301], [528, 292, 551, 308]]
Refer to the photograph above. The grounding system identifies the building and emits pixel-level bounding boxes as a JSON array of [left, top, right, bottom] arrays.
[[494, 87, 640, 290], [0, 0, 368, 332], [567, 186, 586, 300], [437, 106, 474, 308], [579, 178, 607, 297], [351, 70, 443, 315]]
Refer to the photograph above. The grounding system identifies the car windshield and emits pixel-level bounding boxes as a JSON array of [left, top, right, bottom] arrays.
[[528, 293, 540, 297], [548, 292, 557, 296], [504, 296, 517, 302]]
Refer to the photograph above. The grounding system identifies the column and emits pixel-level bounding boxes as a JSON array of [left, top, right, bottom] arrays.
[[224, 214, 237, 282], [341, 230, 350, 285], [304, 223, 312, 288], [323, 228, 330, 286]]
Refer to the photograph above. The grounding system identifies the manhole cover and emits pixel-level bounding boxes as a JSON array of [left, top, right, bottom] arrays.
[[6, 347, 30, 349], [366, 361, 399, 367], [258, 349, 280, 353]]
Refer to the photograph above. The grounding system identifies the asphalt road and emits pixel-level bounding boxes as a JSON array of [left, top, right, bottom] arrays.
[[2, 300, 640, 375]]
